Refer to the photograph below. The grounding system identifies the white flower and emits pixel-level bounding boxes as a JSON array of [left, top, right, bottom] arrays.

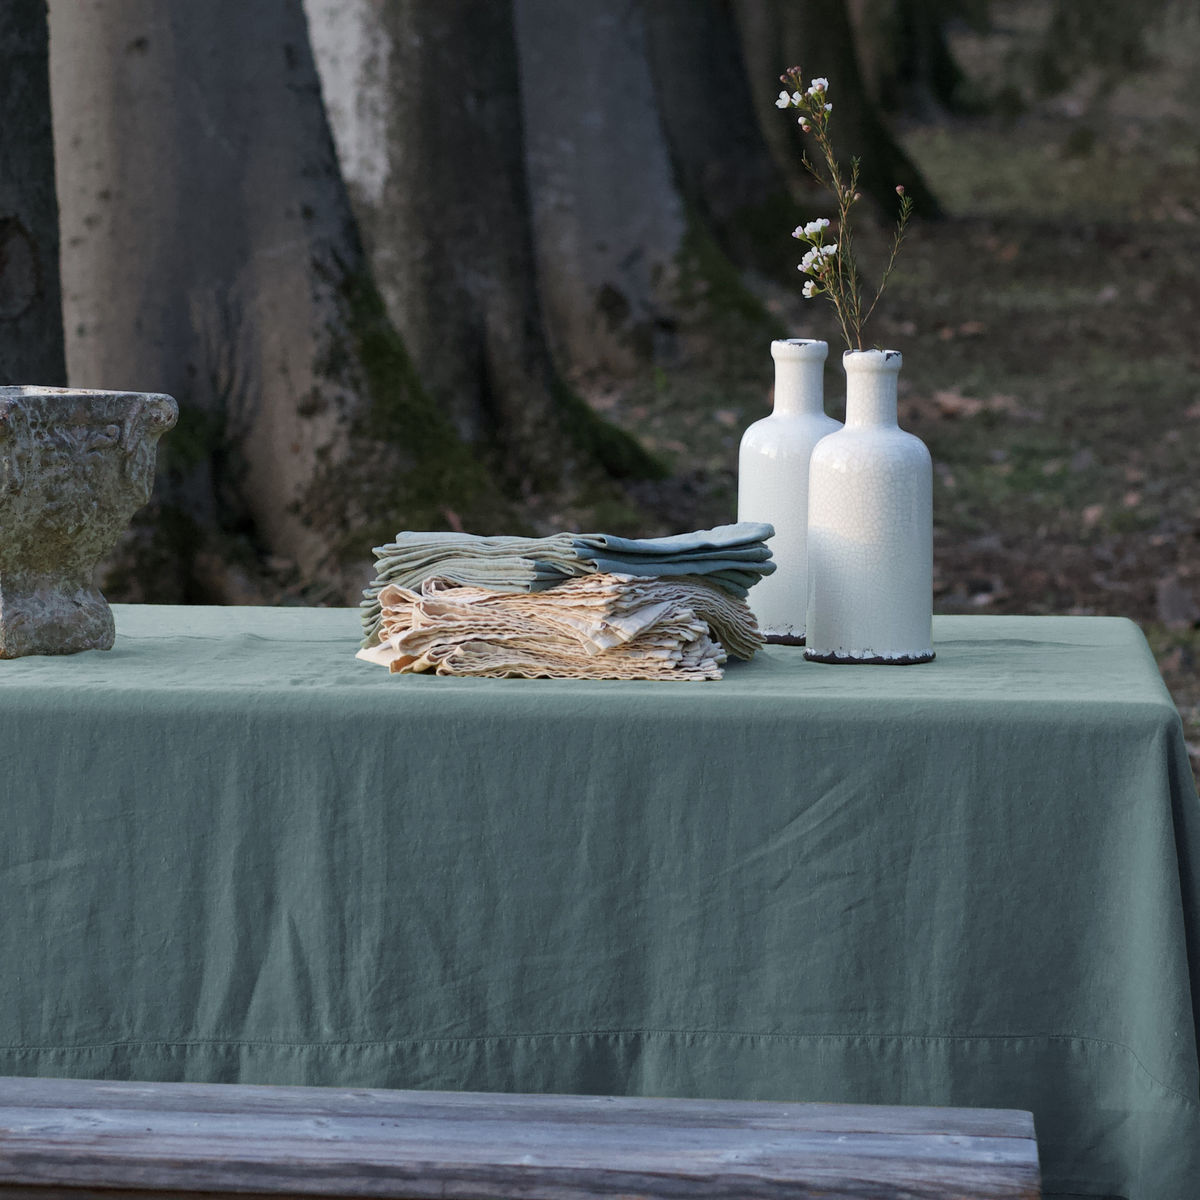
[[824, 102, 833, 112], [799, 242, 837, 276], [775, 89, 791, 108], [807, 78, 829, 95], [803, 218, 830, 236], [792, 225, 806, 239], [792, 90, 804, 104], [802, 280, 819, 298]]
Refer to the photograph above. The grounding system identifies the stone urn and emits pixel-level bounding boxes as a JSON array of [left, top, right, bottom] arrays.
[[0, 387, 178, 658]]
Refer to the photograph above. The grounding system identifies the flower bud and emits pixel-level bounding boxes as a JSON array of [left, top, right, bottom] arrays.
[[896, 185, 905, 195]]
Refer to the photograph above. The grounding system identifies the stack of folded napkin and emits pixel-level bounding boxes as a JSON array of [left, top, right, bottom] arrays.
[[356, 523, 774, 681], [360, 522, 775, 645]]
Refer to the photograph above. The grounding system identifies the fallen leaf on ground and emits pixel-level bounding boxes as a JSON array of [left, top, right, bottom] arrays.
[[934, 388, 985, 417]]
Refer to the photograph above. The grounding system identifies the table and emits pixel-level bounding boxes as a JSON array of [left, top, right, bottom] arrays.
[[0, 607, 1195, 1200]]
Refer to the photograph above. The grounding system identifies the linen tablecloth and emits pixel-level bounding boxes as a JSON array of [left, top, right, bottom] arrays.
[[1, 607, 1196, 1200]]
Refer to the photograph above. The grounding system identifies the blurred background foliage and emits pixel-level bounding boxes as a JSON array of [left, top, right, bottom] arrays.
[[0, 0, 1197, 775]]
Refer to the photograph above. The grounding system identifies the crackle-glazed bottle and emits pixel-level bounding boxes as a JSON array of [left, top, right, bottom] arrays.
[[804, 348, 934, 664], [737, 338, 841, 644]]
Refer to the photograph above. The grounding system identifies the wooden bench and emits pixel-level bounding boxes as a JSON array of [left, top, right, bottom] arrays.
[[0, 1076, 1039, 1199]]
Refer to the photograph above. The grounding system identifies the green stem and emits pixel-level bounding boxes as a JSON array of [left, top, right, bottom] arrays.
[[786, 75, 908, 351]]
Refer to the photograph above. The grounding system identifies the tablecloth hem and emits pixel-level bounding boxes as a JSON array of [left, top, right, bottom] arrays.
[[4, 1026, 1196, 1112]]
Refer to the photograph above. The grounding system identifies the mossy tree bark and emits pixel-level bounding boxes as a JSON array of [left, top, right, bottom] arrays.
[[734, 0, 942, 218], [309, 0, 661, 497], [511, 0, 688, 378], [849, 0, 976, 117], [0, 0, 65, 386], [48, 0, 505, 603], [309, 0, 785, 383], [641, 0, 798, 276]]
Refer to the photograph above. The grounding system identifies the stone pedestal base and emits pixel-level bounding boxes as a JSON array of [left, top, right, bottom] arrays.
[[0, 575, 115, 658]]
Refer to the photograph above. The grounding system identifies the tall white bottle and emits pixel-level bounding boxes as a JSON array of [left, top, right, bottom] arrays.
[[805, 349, 934, 664], [737, 339, 841, 643]]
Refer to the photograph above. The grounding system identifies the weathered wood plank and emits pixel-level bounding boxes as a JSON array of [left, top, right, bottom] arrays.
[[0, 1077, 1041, 1200], [0, 1078, 1037, 1137]]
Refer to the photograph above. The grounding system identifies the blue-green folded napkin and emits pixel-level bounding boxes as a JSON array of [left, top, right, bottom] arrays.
[[574, 523, 775, 558]]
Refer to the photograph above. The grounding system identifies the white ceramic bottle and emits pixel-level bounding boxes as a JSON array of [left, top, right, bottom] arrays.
[[804, 348, 934, 664], [737, 339, 841, 643]]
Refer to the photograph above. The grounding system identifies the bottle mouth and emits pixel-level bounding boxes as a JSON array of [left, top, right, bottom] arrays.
[[842, 348, 902, 369], [771, 339, 828, 361]]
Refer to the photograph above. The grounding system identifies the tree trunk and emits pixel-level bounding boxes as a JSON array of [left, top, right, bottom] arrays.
[[511, 0, 687, 378], [49, 0, 505, 603], [889, 0, 971, 117], [0, 0, 65, 386], [734, 0, 943, 218], [733, 0, 832, 211], [307, 0, 661, 494], [641, 0, 798, 275], [850, 0, 975, 118]]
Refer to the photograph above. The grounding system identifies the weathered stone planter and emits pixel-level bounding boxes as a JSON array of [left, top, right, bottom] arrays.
[[0, 387, 178, 658]]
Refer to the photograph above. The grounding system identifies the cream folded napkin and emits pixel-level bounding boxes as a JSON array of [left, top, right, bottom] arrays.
[[356, 573, 762, 681], [360, 523, 775, 647]]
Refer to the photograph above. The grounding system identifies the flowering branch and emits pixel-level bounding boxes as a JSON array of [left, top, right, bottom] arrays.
[[776, 68, 913, 351]]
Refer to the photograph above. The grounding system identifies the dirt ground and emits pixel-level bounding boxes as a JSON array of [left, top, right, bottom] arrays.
[[580, 9, 1200, 785]]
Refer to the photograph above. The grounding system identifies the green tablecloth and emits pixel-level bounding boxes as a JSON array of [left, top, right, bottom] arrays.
[[1, 607, 1196, 1200]]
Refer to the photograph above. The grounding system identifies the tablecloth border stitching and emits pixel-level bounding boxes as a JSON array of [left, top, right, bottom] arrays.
[[3, 1027, 1195, 1113]]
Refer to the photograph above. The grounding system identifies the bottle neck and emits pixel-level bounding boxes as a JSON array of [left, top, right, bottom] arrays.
[[844, 361, 899, 428], [773, 356, 825, 416]]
